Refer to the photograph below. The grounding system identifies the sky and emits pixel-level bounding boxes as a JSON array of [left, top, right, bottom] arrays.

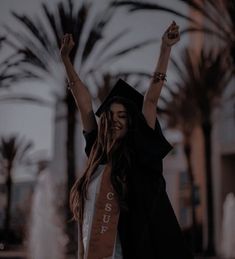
[[0, 0, 189, 181]]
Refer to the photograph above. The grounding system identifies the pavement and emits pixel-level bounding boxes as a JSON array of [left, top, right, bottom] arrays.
[[196, 258, 229, 259], [0, 244, 26, 258], [0, 251, 26, 259], [0, 253, 228, 259], [0, 246, 229, 259]]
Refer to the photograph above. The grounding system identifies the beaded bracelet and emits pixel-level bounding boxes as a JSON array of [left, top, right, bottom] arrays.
[[67, 78, 78, 90], [152, 72, 167, 84]]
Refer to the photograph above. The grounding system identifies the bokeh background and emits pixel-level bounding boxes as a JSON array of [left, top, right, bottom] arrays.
[[0, 0, 234, 258]]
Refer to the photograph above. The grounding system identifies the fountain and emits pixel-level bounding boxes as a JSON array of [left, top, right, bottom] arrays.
[[28, 168, 67, 259], [221, 192, 235, 258]]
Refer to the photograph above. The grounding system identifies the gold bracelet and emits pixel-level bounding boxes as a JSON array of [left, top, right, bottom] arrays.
[[152, 72, 167, 84]]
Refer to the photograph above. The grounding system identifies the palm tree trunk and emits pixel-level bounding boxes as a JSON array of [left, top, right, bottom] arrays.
[[65, 90, 78, 255], [4, 163, 13, 243], [184, 141, 197, 253], [231, 41, 235, 69], [202, 121, 215, 256]]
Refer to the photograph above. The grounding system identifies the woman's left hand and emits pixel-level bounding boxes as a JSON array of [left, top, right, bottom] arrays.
[[162, 21, 180, 47]]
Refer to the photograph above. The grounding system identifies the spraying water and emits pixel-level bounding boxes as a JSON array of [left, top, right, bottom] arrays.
[[28, 168, 67, 259], [221, 192, 235, 258]]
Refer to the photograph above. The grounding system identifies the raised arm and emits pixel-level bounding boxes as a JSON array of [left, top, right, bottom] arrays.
[[60, 34, 97, 132], [143, 21, 180, 129]]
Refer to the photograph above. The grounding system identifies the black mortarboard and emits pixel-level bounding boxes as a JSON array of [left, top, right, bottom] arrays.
[[95, 79, 144, 117]]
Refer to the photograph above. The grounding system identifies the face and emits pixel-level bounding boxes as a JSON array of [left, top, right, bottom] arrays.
[[109, 102, 128, 140]]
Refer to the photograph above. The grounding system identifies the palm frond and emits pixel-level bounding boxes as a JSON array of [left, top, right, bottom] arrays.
[[0, 135, 34, 167], [111, 1, 196, 24], [17, 140, 34, 163], [4, 0, 154, 86], [179, 0, 228, 36], [92, 28, 130, 63], [161, 45, 232, 133], [0, 36, 6, 47], [225, 0, 235, 30], [4, 24, 50, 72], [81, 5, 116, 64], [112, 0, 235, 70], [91, 37, 159, 71], [180, 27, 228, 42], [11, 12, 52, 51]]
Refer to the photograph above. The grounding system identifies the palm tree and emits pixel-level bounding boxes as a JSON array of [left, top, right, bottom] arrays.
[[0, 36, 20, 88], [159, 78, 200, 252], [111, 0, 235, 72], [0, 36, 9, 87], [0, 35, 43, 88], [109, 3, 235, 253], [0, 135, 34, 243], [1, 36, 53, 108], [3, 0, 156, 253], [160, 47, 232, 255]]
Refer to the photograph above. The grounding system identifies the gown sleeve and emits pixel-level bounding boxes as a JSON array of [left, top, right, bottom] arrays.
[[83, 129, 98, 157], [133, 114, 173, 171]]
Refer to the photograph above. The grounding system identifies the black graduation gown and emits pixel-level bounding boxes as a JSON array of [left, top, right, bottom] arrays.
[[83, 116, 194, 259]]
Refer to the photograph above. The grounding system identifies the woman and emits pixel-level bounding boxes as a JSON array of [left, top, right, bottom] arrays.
[[60, 22, 193, 259]]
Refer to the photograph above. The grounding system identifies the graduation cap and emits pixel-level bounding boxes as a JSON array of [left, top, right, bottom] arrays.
[[95, 79, 173, 158], [95, 79, 144, 117]]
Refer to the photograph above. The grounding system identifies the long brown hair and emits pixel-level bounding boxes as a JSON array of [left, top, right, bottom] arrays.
[[70, 99, 135, 222]]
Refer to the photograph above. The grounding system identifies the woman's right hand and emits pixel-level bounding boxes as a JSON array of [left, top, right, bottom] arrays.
[[60, 34, 75, 59]]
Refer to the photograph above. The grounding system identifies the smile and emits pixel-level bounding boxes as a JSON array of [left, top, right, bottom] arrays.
[[112, 126, 122, 130]]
